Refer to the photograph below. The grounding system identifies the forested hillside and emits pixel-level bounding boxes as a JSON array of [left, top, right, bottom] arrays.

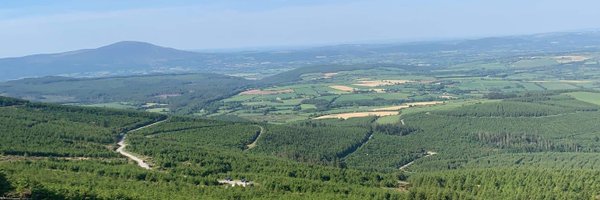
[[4, 90, 600, 198], [0, 96, 406, 199], [0, 97, 163, 158], [2, 30, 600, 199], [0, 73, 252, 114]]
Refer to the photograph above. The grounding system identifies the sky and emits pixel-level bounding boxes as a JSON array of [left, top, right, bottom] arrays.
[[1, 0, 600, 57]]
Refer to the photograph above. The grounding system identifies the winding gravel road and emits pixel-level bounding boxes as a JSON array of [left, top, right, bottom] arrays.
[[116, 119, 167, 170], [246, 125, 265, 150], [399, 151, 437, 171]]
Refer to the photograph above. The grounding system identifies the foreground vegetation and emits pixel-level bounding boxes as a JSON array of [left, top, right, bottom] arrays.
[[4, 87, 600, 199], [2, 37, 600, 199], [0, 97, 404, 199]]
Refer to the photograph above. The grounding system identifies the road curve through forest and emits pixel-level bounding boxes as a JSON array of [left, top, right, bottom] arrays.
[[399, 151, 437, 171], [340, 132, 373, 160], [246, 125, 265, 150], [116, 119, 167, 170]]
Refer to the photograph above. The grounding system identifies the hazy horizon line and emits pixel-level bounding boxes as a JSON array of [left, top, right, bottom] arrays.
[[3, 28, 600, 59]]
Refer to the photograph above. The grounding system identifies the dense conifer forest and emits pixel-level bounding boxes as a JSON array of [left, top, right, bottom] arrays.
[[3, 88, 600, 199], [3, 30, 600, 199]]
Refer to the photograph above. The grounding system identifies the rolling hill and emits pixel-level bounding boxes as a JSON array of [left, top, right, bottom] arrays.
[[0, 41, 212, 80], [3, 31, 600, 81]]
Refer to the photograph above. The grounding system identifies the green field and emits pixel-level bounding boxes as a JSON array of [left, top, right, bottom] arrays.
[[83, 102, 138, 109], [375, 115, 400, 124], [567, 92, 600, 105], [3, 36, 600, 199]]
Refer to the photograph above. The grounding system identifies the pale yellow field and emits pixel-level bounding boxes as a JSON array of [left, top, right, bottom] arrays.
[[372, 88, 386, 93], [315, 101, 444, 119], [323, 72, 338, 79], [353, 80, 413, 87], [315, 111, 399, 120], [406, 101, 445, 106], [329, 85, 355, 92], [371, 105, 410, 111], [372, 101, 445, 111], [554, 55, 589, 64]]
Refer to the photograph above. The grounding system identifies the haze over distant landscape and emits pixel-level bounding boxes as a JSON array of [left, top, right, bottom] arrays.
[[2, 0, 600, 57], [4, 1, 600, 199]]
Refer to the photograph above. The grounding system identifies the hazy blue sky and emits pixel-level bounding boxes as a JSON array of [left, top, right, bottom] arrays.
[[1, 0, 600, 57]]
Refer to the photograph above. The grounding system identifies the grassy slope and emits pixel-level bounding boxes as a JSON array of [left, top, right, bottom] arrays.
[[567, 92, 600, 105]]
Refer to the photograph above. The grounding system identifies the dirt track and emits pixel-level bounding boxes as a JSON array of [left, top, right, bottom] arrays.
[[399, 151, 437, 171], [116, 119, 167, 170], [246, 125, 265, 149]]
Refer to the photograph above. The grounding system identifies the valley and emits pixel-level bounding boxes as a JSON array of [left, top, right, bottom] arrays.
[[2, 32, 600, 199]]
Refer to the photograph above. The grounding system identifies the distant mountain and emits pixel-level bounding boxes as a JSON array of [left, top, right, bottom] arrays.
[[0, 41, 209, 80], [2, 31, 600, 81]]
